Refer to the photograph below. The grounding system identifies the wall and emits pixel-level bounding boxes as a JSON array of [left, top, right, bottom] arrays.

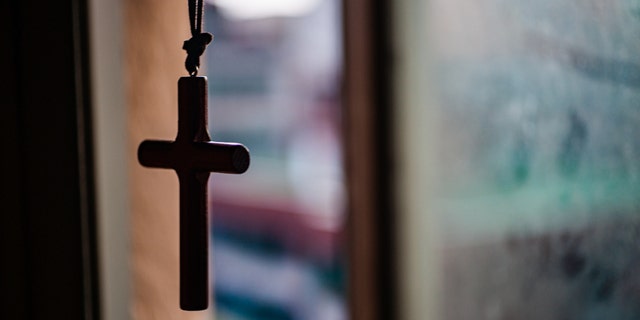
[[89, 0, 130, 318]]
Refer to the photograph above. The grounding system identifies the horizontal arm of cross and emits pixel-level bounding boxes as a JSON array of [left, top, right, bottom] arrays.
[[138, 140, 250, 174]]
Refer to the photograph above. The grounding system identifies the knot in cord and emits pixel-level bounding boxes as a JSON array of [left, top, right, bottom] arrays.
[[183, 32, 213, 76]]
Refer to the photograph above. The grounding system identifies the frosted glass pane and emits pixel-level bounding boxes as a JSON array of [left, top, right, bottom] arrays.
[[421, 0, 640, 318]]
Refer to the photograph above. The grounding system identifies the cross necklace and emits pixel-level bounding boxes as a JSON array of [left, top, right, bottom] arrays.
[[137, 0, 250, 311]]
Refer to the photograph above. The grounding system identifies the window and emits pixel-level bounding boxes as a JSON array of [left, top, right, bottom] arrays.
[[396, 0, 640, 318], [203, 1, 347, 319]]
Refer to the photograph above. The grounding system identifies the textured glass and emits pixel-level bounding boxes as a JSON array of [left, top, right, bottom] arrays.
[[427, 0, 640, 318]]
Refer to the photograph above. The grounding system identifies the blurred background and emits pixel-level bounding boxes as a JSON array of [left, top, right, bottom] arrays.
[[84, 0, 640, 319], [203, 1, 346, 319], [396, 0, 640, 319]]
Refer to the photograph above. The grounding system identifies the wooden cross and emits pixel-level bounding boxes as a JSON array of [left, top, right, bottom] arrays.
[[138, 76, 250, 310]]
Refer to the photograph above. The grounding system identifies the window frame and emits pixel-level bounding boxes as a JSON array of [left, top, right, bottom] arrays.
[[343, 0, 396, 318], [0, 0, 100, 318]]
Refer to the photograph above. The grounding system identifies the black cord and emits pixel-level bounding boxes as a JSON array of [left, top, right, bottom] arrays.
[[188, 0, 203, 35], [183, 0, 213, 76]]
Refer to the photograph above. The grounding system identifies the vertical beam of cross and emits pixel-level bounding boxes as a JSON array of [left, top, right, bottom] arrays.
[[138, 77, 250, 310]]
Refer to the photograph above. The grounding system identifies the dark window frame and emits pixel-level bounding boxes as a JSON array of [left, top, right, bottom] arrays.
[[343, 0, 395, 318], [0, 0, 100, 319]]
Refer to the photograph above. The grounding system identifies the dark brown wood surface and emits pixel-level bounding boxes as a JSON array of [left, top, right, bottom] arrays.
[[343, 0, 395, 318], [138, 76, 249, 310]]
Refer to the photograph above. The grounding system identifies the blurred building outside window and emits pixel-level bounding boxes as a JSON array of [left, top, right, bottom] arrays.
[[202, 0, 347, 319]]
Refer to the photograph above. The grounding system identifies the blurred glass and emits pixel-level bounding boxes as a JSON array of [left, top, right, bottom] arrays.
[[418, 0, 640, 318], [203, 1, 346, 319]]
